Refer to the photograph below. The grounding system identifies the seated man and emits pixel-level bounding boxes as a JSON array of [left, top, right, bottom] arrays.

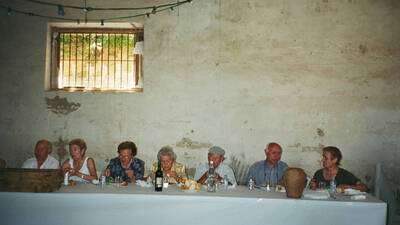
[[246, 142, 288, 186], [105, 141, 145, 182], [22, 139, 60, 169], [194, 146, 237, 185]]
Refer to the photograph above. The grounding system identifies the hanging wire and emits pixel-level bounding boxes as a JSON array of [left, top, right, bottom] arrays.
[[19, 0, 189, 11], [0, 5, 74, 21], [0, 0, 194, 22], [102, 1, 187, 21]]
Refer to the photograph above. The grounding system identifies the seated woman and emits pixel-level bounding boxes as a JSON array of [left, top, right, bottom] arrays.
[[105, 141, 144, 182], [152, 146, 186, 184], [311, 146, 368, 192], [62, 139, 98, 182]]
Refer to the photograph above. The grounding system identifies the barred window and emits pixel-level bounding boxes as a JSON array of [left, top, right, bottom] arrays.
[[47, 25, 143, 92]]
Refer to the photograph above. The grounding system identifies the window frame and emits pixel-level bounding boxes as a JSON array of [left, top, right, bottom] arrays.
[[45, 23, 144, 93]]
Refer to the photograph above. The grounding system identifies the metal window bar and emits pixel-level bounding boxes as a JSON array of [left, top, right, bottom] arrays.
[[81, 34, 84, 87], [120, 34, 123, 89], [107, 33, 110, 88], [55, 28, 141, 91], [114, 34, 117, 89], [61, 34, 65, 88], [126, 34, 129, 88], [100, 34, 104, 88], [87, 33, 91, 88], [68, 33, 72, 87], [94, 34, 97, 88], [75, 33, 78, 87]]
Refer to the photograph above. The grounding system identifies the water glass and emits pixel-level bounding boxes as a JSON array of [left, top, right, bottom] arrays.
[[115, 176, 121, 187], [163, 176, 169, 188], [318, 181, 326, 190]]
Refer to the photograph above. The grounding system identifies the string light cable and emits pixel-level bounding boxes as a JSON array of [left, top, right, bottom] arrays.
[[0, 0, 195, 23], [20, 0, 192, 11]]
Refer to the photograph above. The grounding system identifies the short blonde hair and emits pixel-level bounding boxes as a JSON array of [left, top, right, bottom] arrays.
[[69, 138, 87, 155]]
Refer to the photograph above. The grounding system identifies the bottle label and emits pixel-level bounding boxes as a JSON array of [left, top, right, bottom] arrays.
[[156, 177, 163, 187]]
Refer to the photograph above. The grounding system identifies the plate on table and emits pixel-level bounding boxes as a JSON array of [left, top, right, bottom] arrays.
[[182, 188, 198, 193], [343, 188, 365, 196], [303, 190, 330, 200]]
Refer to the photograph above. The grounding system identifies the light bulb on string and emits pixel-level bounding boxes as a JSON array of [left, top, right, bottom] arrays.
[[57, 5, 65, 16], [83, 7, 93, 12], [1, 0, 197, 23]]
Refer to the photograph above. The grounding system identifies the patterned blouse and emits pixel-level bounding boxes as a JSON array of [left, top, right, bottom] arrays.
[[106, 157, 145, 182], [151, 161, 187, 184]]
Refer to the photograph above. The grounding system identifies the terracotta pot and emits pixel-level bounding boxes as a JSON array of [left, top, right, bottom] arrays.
[[283, 167, 306, 198]]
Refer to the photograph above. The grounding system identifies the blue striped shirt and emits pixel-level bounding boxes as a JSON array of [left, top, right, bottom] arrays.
[[246, 160, 288, 186]]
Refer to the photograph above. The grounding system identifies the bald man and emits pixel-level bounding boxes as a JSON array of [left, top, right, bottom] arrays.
[[22, 139, 59, 169], [246, 142, 288, 186]]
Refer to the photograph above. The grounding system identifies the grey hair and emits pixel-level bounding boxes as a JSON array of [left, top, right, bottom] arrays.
[[157, 146, 177, 161]]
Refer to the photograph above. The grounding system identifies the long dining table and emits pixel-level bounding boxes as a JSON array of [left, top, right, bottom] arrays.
[[0, 182, 387, 225]]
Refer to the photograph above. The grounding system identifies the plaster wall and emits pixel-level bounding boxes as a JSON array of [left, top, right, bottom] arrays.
[[0, 0, 399, 185]]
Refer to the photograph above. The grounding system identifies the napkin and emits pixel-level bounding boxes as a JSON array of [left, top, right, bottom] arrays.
[[303, 190, 330, 199], [344, 188, 366, 195], [136, 180, 152, 188], [350, 194, 366, 200]]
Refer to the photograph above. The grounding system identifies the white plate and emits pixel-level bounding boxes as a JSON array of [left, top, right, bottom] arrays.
[[303, 190, 330, 200], [344, 188, 365, 196]]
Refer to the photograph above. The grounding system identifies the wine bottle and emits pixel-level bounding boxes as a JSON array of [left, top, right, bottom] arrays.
[[206, 161, 216, 192], [155, 160, 163, 192]]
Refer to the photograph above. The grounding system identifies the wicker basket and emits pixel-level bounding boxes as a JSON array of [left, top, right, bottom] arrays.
[[0, 168, 63, 192], [283, 167, 307, 198]]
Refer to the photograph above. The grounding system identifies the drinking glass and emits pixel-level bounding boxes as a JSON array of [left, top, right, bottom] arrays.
[[163, 176, 169, 188], [318, 181, 326, 190], [115, 176, 121, 187]]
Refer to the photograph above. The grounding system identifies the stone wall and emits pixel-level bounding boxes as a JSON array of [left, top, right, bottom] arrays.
[[0, 0, 399, 186]]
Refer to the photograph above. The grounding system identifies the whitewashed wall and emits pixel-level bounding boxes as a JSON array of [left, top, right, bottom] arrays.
[[0, 0, 399, 185]]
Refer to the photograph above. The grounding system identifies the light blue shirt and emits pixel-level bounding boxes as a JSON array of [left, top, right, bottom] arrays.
[[246, 160, 288, 186], [194, 163, 237, 185]]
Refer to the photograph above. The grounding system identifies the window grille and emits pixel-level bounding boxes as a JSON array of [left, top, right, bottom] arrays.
[[49, 27, 143, 92]]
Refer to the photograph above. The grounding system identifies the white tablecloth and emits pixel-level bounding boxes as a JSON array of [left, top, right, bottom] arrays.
[[0, 184, 387, 225]]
